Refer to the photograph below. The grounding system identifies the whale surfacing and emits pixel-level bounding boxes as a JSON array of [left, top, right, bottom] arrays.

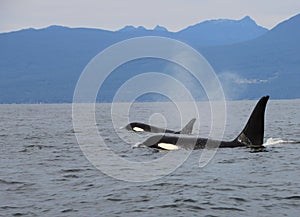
[[139, 96, 270, 150], [125, 118, 196, 135]]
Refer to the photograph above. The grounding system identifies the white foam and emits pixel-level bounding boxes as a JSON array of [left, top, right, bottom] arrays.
[[263, 138, 290, 146], [132, 142, 144, 148]]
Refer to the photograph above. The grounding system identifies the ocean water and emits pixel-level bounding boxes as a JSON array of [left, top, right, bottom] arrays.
[[1, 100, 300, 217]]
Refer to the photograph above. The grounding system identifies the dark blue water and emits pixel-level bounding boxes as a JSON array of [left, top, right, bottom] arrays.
[[1, 100, 299, 216]]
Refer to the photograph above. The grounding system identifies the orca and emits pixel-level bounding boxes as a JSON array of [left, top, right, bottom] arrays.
[[138, 96, 269, 150], [125, 118, 196, 134]]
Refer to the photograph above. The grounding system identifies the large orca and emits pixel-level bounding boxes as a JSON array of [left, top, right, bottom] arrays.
[[125, 118, 196, 134], [138, 96, 269, 150]]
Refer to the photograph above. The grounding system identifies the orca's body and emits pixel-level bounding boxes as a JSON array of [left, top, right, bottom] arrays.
[[125, 118, 196, 135], [139, 96, 269, 150]]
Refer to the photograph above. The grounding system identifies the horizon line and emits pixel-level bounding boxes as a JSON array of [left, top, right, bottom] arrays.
[[0, 15, 273, 34]]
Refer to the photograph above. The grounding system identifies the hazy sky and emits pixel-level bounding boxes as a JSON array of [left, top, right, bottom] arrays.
[[1, 0, 300, 33]]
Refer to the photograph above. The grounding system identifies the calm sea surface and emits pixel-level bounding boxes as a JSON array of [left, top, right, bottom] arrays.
[[1, 100, 300, 217]]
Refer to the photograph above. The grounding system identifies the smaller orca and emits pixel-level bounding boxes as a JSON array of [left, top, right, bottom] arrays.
[[138, 96, 269, 150], [125, 118, 196, 134]]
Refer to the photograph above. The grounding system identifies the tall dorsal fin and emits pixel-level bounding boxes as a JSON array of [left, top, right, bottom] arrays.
[[235, 96, 269, 148], [179, 118, 196, 134]]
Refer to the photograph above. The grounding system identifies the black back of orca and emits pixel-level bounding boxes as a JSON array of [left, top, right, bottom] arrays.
[[140, 96, 269, 150], [125, 118, 196, 134]]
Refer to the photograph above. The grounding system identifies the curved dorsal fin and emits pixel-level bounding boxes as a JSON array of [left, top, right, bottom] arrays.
[[179, 118, 196, 134], [235, 96, 269, 147]]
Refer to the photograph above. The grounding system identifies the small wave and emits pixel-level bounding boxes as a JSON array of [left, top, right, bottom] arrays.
[[283, 195, 300, 200], [263, 138, 300, 146], [229, 197, 248, 202], [19, 144, 55, 152], [63, 174, 79, 178], [6, 183, 37, 192], [60, 168, 84, 173], [61, 208, 78, 213], [155, 204, 179, 209], [184, 205, 205, 210], [211, 206, 245, 211], [0, 179, 25, 185], [64, 129, 76, 134], [106, 197, 123, 202], [0, 206, 19, 210], [174, 198, 197, 203], [132, 143, 146, 149], [23, 136, 42, 140]]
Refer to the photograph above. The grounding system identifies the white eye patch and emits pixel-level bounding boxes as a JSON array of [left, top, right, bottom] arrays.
[[133, 127, 144, 132], [158, 143, 179, 150]]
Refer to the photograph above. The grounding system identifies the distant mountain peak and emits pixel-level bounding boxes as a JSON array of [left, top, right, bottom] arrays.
[[176, 16, 268, 46], [241, 15, 252, 21], [118, 25, 135, 32], [43, 25, 70, 30], [204, 16, 257, 26], [118, 25, 168, 33], [239, 15, 257, 25], [118, 25, 147, 32], [137, 26, 146, 30], [153, 25, 168, 32], [178, 16, 266, 32], [264, 13, 300, 39]]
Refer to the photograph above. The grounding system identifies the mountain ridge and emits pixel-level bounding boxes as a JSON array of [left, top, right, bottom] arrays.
[[0, 14, 299, 103]]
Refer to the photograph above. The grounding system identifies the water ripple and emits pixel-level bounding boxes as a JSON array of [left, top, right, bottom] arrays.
[[1, 102, 300, 216]]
